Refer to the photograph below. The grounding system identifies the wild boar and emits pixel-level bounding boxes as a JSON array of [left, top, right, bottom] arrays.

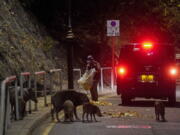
[[9, 87, 38, 103], [51, 90, 89, 122], [10, 97, 25, 120], [63, 100, 74, 122], [82, 103, 102, 122], [9, 86, 38, 120], [155, 101, 166, 122]]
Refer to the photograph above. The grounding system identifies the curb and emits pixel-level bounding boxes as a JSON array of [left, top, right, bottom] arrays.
[[27, 111, 50, 135], [6, 107, 51, 135]]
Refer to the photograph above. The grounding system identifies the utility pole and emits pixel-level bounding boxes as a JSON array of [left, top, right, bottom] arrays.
[[112, 37, 115, 90]]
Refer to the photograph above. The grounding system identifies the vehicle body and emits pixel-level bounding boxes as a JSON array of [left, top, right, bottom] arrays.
[[116, 42, 177, 105]]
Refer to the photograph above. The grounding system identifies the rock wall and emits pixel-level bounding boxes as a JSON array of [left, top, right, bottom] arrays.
[[0, 0, 67, 81]]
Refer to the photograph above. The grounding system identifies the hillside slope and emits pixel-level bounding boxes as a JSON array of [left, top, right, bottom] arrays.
[[0, 0, 67, 81]]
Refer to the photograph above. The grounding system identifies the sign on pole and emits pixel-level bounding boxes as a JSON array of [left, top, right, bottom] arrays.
[[106, 20, 120, 90], [107, 20, 120, 36]]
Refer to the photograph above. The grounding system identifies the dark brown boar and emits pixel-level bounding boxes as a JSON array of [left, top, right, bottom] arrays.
[[155, 101, 166, 122], [10, 97, 25, 120], [63, 100, 74, 122], [82, 103, 102, 122], [51, 90, 89, 122], [9, 86, 38, 120]]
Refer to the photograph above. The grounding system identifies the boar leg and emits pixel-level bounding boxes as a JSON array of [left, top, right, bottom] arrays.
[[64, 113, 68, 122], [90, 113, 93, 122], [55, 108, 60, 122], [82, 112, 85, 122], [10, 104, 14, 120], [51, 108, 55, 121], [56, 112, 60, 122], [93, 114, 97, 122], [70, 113, 74, 122], [74, 107, 80, 120], [86, 113, 89, 122]]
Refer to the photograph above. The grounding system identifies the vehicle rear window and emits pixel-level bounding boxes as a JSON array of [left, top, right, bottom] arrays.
[[119, 44, 175, 66]]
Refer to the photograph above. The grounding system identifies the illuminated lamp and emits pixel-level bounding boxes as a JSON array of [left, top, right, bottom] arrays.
[[142, 42, 153, 50], [117, 66, 126, 76], [169, 67, 177, 76]]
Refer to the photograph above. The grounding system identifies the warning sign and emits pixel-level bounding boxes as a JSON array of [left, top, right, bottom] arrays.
[[107, 20, 120, 36]]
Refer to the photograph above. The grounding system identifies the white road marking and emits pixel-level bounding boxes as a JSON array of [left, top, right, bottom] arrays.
[[106, 125, 152, 129]]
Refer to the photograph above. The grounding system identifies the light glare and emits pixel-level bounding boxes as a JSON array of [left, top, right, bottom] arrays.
[[142, 42, 153, 49], [170, 68, 177, 75], [118, 67, 126, 75]]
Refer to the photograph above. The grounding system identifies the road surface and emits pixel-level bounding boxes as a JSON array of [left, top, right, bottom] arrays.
[[32, 85, 180, 135]]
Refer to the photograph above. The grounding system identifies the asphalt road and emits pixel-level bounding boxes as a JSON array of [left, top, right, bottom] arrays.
[[33, 85, 180, 135]]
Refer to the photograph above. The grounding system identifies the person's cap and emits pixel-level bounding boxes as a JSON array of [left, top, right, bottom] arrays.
[[87, 55, 94, 60]]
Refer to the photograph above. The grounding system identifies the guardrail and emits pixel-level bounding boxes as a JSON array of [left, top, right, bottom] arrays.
[[34, 71, 47, 108], [20, 72, 32, 114], [0, 76, 17, 135], [73, 68, 82, 89], [0, 69, 63, 135], [73, 68, 82, 77], [0, 67, 114, 135], [50, 69, 62, 92], [176, 63, 180, 85], [100, 67, 114, 91]]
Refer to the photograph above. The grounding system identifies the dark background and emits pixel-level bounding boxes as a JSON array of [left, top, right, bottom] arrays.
[[19, 0, 180, 66]]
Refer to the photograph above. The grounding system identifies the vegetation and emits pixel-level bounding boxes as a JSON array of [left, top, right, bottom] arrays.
[[0, 0, 179, 80], [19, 0, 180, 65]]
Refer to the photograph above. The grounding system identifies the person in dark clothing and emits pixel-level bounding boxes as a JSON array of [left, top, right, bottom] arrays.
[[86, 55, 101, 101]]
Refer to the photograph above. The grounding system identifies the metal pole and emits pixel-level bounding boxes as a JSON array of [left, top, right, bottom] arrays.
[[28, 75, 32, 113], [112, 38, 115, 90], [73, 69, 81, 89], [100, 68, 104, 91], [20, 75, 23, 98], [15, 80, 19, 120], [79, 69, 82, 77], [34, 76, 38, 111], [60, 70, 62, 91], [49, 72, 53, 94], [0, 81, 6, 135], [111, 67, 114, 90], [5, 86, 11, 129], [66, 0, 74, 89], [97, 83, 100, 92], [50, 69, 62, 91], [57, 71, 59, 91], [3, 83, 8, 134], [67, 43, 74, 89], [68, 0, 72, 28], [44, 74, 47, 106]]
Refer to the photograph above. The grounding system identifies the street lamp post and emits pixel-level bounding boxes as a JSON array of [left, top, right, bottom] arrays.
[[66, 29, 74, 89], [66, 0, 74, 89]]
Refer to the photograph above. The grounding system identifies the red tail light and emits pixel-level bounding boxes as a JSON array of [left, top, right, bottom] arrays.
[[117, 66, 127, 76], [169, 67, 177, 76]]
